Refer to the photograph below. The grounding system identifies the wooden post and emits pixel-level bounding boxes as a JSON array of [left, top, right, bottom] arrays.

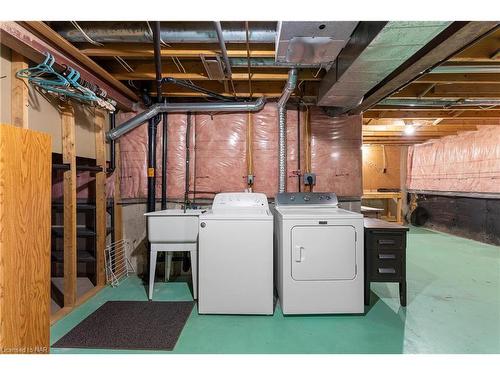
[[94, 110, 107, 286], [61, 104, 77, 307], [11, 52, 29, 128], [396, 194, 403, 225]]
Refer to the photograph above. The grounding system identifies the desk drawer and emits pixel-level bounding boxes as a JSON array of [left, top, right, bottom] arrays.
[[370, 260, 402, 281], [369, 233, 404, 251]]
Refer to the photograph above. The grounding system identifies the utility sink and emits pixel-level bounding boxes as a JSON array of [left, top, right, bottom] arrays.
[[144, 209, 205, 243]]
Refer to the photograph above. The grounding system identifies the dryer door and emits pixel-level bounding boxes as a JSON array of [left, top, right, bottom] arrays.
[[291, 225, 356, 281]]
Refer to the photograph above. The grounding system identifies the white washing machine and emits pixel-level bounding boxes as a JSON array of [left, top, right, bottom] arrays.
[[198, 192, 274, 315], [273, 192, 364, 314]]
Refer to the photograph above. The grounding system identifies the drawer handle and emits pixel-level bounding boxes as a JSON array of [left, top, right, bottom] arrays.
[[378, 254, 396, 260], [378, 239, 395, 245], [378, 268, 396, 274]]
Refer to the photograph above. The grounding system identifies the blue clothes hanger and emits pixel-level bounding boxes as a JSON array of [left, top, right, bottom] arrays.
[[16, 52, 69, 87]]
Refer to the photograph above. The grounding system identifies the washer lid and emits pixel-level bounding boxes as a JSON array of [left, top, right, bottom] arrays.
[[212, 192, 269, 212], [200, 208, 272, 220], [144, 209, 205, 217]]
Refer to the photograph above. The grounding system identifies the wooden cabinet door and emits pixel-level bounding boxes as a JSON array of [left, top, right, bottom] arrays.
[[0, 124, 51, 354]]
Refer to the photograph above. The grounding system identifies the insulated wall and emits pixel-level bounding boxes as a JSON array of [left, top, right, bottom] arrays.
[[407, 126, 500, 193], [119, 103, 362, 200], [195, 113, 248, 197], [310, 107, 362, 197], [252, 103, 300, 196]]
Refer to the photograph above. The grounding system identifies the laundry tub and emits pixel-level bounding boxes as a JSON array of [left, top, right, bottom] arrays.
[[144, 209, 205, 300], [146, 209, 204, 243]]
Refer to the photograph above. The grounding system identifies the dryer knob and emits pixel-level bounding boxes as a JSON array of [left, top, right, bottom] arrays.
[[200, 222, 206, 228]]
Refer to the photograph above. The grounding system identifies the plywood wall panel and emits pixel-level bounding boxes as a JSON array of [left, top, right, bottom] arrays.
[[362, 145, 402, 191], [0, 124, 51, 353]]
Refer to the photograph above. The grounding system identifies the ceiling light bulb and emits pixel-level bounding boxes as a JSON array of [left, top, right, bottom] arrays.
[[404, 125, 415, 135]]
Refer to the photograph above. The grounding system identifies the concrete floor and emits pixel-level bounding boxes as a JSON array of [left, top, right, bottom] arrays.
[[50, 226, 500, 354]]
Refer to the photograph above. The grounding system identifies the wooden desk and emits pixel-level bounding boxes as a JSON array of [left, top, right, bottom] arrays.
[[362, 191, 403, 224], [361, 205, 384, 219], [364, 218, 409, 306]]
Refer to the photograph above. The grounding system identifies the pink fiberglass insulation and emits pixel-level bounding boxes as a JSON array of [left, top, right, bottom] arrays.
[[163, 113, 191, 200], [119, 103, 363, 199], [119, 111, 148, 198], [407, 125, 500, 193], [310, 107, 362, 197], [252, 103, 300, 197], [194, 112, 248, 198]]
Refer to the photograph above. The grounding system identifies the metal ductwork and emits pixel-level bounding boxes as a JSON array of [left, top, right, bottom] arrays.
[[430, 65, 500, 74], [106, 97, 267, 141], [213, 22, 233, 79], [275, 22, 359, 66], [379, 98, 500, 108], [277, 68, 298, 193], [50, 21, 277, 43], [318, 21, 452, 112]]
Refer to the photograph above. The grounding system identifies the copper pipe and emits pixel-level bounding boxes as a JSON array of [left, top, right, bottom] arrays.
[[245, 21, 253, 99], [246, 112, 254, 186]]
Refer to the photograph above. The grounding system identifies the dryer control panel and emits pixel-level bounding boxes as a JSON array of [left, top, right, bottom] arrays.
[[275, 192, 338, 206]]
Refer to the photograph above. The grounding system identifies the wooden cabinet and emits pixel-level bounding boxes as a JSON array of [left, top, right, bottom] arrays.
[[0, 124, 51, 354], [364, 218, 409, 307]]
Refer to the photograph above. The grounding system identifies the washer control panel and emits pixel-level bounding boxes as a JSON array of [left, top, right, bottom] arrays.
[[213, 192, 269, 211], [275, 192, 338, 206]]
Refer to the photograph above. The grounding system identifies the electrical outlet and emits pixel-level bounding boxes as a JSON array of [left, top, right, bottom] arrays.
[[303, 173, 316, 186]]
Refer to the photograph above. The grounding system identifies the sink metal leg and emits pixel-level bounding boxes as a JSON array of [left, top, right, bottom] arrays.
[[149, 249, 158, 300], [164, 252, 173, 282], [190, 250, 198, 300]]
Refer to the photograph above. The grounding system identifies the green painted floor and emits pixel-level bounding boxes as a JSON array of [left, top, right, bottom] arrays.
[[51, 226, 500, 354]]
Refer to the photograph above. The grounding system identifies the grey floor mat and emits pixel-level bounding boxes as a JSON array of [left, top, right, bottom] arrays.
[[52, 301, 194, 351]]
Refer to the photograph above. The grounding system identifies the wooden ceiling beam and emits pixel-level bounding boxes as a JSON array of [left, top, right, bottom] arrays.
[[149, 80, 319, 98], [364, 119, 499, 126], [391, 82, 500, 98], [372, 105, 499, 111], [449, 29, 500, 62], [416, 72, 500, 84], [364, 109, 500, 119], [363, 124, 477, 132], [112, 71, 322, 81], [80, 43, 275, 58], [363, 140, 432, 144], [363, 131, 463, 136]]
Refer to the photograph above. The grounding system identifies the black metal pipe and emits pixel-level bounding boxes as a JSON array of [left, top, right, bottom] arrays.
[[184, 113, 191, 212], [152, 21, 163, 102], [147, 117, 159, 213], [161, 110, 168, 210], [162, 77, 234, 102], [108, 111, 116, 173]]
